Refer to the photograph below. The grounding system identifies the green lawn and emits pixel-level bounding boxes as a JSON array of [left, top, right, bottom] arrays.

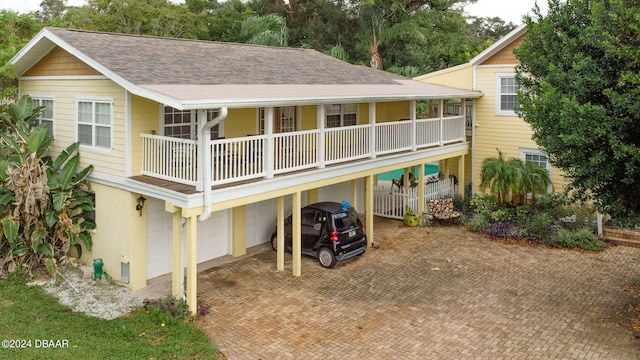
[[0, 277, 218, 360]]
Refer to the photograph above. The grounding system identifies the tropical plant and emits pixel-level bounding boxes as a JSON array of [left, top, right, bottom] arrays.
[[480, 149, 551, 207], [240, 14, 289, 47], [0, 96, 94, 276]]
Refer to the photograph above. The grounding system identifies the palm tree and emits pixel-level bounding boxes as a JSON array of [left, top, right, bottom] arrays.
[[481, 149, 552, 206], [519, 161, 551, 204], [480, 149, 522, 207], [240, 14, 289, 47]]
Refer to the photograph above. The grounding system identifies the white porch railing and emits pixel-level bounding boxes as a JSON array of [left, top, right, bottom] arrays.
[[141, 134, 198, 185], [140, 116, 466, 187], [375, 121, 412, 154], [325, 125, 371, 164], [373, 178, 458, 219], [275, 130, 319, 173], [210, 135, 266, 185]]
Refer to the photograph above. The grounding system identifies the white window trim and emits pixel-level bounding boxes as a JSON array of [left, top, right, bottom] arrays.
[[325, 103, 359, 128], [160, 106, 224, 139], [76, 96, 114, 154], [520, 148, 552, 193], [31, 95, 55, 138], [495, 72, 518, 116]]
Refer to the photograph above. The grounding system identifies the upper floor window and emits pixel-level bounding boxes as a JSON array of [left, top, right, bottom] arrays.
[[32, 97, 54, 137], [258, 107, 297, 134], [162, 106, 221, 140], [77, 98, 112, 150], [326, 104, 357, 128], [496, 73, 519, 115]]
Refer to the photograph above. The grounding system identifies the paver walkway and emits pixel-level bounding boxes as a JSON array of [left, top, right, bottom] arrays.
[[195, 218, 640, 359]]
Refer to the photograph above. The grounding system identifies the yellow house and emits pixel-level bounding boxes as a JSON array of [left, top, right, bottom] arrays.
[[10, 27, 480, 310], [415, 24, 565, 195]]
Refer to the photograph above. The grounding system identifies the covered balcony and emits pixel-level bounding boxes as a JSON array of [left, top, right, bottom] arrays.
[[139, 101, 468, 190]]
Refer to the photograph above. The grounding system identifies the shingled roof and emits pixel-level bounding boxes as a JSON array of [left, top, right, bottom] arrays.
[[12, 27, 481, 109]]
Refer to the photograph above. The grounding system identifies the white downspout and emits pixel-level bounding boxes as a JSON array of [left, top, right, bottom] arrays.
[[198, 107, 228, 222]]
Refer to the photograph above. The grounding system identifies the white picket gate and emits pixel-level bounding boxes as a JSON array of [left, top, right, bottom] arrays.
[[373, 178, 458, 219]]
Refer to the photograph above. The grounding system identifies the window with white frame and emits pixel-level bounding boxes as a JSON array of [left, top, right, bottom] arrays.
[[77, 99, 112, 149], [520, 148, 552, 192], [32, 97, 54, 137], [163, 106, 221, 140], [258, 107, 297, 134], [496, 73, 519, 115], [326, 104, 357, 128]]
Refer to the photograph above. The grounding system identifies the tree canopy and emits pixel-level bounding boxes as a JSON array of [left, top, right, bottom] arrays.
[[515, 0, 640, 220]]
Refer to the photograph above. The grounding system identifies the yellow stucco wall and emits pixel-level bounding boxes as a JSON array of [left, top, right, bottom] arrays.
[[81, 183, 147, 289], [224, 108, 258, 137], [20, 78, 127, 178]]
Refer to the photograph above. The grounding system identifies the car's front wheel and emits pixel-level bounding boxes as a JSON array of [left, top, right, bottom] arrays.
[[317, 247, 337, 268], [270, 233, 278, 251]]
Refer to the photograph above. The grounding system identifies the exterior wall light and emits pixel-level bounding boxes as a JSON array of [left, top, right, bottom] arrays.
[[136, 196, 146, 216]]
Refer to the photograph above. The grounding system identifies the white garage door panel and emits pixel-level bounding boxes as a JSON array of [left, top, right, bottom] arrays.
[[245, 197, 293, 248], [146, 199, 229, 280]]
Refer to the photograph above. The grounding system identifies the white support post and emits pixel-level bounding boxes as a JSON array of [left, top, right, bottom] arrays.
[[410, 100, 417, 151], [195, 109, 207, 191], [317, 105, 326, 169], [265, 107, 275, 178], [369, 102, 376, 158], [439, 99, 444, 147], [460, 98, 467, 139]]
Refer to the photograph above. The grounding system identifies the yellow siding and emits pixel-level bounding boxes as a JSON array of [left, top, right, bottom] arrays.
[[224, 108, 258, 137], [20, 79, 127, 177], [300, 105, 317, 130], [376, 101, 410, 122], [416, 64, 473, 89], [473, 66, 565, 193], [24, 47, 101, 77], [131, 95, 160, 175]]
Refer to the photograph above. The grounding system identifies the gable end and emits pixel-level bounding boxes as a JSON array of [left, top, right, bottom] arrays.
[[24, 46, 101, 77]]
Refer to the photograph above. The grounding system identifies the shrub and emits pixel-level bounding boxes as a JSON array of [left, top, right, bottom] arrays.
[[467, 212, 491, 232], [490, 208, 513, 223], [469, 194, 498, 213], [551, 228, 606, 251], [521, 212, 554, 243], [485, 221, 518, 239]]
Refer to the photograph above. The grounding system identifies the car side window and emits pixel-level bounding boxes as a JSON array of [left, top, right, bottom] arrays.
[[301, 209, 318, 226]]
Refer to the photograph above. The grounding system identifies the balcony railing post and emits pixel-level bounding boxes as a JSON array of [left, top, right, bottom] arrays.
[[265, 107, 275, 178], [369, 102, 376, 158], [410, 100, 417, 151], [439, 99, 444, 147], [317, 105, 326, 169]]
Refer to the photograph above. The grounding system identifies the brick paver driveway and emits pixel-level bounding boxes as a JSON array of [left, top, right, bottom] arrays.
[[197, 217, 640, 359]]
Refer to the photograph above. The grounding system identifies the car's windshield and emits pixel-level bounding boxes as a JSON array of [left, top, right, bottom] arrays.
[[332, 209, 359, 230]]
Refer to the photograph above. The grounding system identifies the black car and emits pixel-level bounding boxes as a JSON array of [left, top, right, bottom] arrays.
[[270, 201, 367, 268]]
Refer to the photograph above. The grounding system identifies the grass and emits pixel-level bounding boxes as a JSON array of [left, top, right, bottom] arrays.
[[0, 277, 218, 360]]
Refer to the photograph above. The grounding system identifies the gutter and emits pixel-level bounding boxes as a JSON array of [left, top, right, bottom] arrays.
[[198, 107, 228, 222]]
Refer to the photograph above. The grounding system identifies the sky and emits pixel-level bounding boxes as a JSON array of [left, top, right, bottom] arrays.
[[0, 0, 548, 25]]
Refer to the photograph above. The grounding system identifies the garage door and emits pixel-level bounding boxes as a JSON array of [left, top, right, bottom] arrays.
[[146, 199, 229, 280], [245, 197, 294, 248]]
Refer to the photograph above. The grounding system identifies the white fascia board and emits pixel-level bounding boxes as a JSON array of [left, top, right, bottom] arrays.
[[176, 93, 482, 110]]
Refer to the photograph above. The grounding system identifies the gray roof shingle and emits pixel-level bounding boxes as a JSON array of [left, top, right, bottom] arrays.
[[47, 27, 407, 86]]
